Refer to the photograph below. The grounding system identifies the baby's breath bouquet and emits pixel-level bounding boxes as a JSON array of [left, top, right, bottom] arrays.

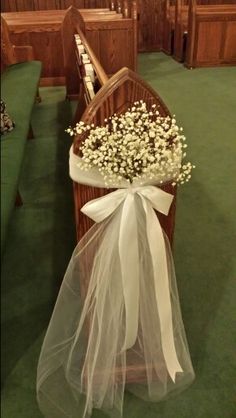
[[67, 100, 194, 187]]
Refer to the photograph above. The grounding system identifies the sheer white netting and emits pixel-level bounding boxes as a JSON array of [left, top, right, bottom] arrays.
[[36, 149, 195, 418]]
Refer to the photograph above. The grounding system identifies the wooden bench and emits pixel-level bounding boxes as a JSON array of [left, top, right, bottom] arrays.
[[162, 0, 236, 67], [1, 10, 67, 86], [2, 2, 137, 86], [162, 0, 176, 56], [68, 28, 179, 383], [68, 20, 177, 249], [80, 4, 138, 72], [60, 5, 137, 98], [70, 21, 109, 116], [185, 0, 236, 68], [173, 0, 189, 62], [1, 1, 113, 12]]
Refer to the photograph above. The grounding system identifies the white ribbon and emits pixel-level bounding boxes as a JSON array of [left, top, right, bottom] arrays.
[[80, 185, 183, 382]]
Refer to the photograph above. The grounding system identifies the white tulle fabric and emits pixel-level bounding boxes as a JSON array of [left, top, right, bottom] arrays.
[[37, 147, 195, 418]]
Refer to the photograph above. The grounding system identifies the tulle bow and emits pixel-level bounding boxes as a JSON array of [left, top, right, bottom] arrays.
[[81, 185, 183, 382]]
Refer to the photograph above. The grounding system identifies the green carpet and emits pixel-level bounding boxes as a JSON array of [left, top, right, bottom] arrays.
[[1, 54, 236, 417]]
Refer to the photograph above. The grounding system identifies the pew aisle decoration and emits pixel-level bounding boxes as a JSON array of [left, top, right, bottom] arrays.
[[67, 101, 194, 186], [37, 101, 195, 418]]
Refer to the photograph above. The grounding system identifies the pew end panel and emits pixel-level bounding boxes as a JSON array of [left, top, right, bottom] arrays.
[[61, 5, 137, 99], [84, 19, 137, 75], [185, 1, 236, 68], [72, 26, 109, 120], [173, 0, 189, 62], [61, 6, 85, 99], [72, 67, 177, 249], [162, 0, 176, 56], [71, 67, 177, 383], [78, 3, 138, 75]]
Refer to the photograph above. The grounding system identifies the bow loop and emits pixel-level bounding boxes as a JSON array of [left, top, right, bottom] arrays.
[[137, 185, 174, 216], [81, 189, 126, 223]]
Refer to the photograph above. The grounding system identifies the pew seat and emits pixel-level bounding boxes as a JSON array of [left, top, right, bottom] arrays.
[[1, 18, 42, 258]]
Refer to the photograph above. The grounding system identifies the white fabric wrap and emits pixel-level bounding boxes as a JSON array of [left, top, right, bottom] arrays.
[[70, 147, 183, 382]]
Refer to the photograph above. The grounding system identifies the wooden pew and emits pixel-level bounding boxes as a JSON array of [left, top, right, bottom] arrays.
[[169, 0, 236, 65], [162, 0, 178, 56], [1, 0, 132, 12], [78, 4, 138, 75], [71, 66, 178, 385], [67, 18, 176, 247], [173, 0, 189, 62], [59, 3, 177, 248], [63, 10, 178, 382], [62, 14, 109, 114], [72, 65, 177, 247], [162, 0, 175, 55], [2, 3, 137, 86], [61, 5, 137, 97], [185, 0, 236, 68], [1, 1, 101, 12], [72, 68, 178, 329], [1, 10, 67, 86]]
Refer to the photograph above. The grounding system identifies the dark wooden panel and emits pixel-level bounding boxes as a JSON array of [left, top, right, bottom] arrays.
[[1, 0, 113, 11], [138, 0, 163, 52], [162, 0, 176, 55], [223, 21, 236, 62], [84, 21, 135, 73], [162, 0, 236, 62], [100, 27, 134, 72], [10, 29, 64, 78], [2, 0, 160, 53], [61, 6, 137, 94], [3, 10, 65, 81], [173, 1, 189, 62], [3, 6, 137, 85], [185, 1, 236, 68], [84, 0, 110, 6], [196, 21, 223, 61]]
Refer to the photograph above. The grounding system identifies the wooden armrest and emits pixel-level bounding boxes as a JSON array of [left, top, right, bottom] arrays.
[[12, 45, 34, 62]]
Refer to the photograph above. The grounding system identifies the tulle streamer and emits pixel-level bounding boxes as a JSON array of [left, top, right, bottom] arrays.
[[37, 147, 195, 418]]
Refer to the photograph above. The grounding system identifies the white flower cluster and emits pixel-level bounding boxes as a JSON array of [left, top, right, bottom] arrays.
[[67, 101, 195, 186]]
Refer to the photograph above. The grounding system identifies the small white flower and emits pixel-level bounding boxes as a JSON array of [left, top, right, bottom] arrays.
[[149, 130, 156, 138]]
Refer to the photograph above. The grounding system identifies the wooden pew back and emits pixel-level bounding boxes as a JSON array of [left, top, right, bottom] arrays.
[[173, 0, 189, 61], [162, 0, 176, 55], [185, 0, 236, 68], [1, 0, 137, 12], [73, 22, 109, 119], [1, 15, 16, 70], [61, 5, 137, 98], [69, 66, 178, 383], [164, 0, 236, 64]]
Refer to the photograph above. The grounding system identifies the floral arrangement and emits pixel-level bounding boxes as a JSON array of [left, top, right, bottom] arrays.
[[67, 100, 195, 186]]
